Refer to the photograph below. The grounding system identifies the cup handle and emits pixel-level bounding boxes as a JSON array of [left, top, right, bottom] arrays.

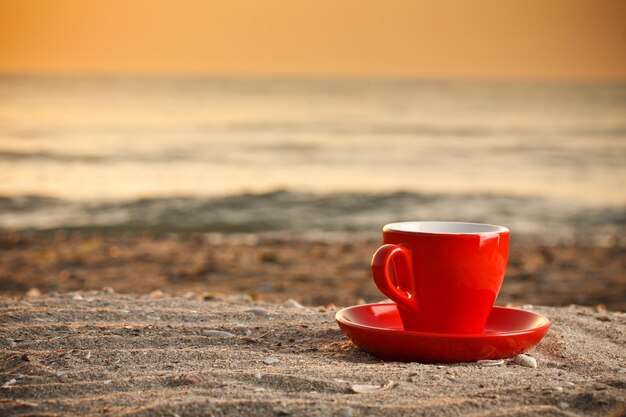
[[371, 244, 417, 312]]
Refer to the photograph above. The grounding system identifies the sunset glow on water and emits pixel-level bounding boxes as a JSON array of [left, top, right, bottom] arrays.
[[1, 76, 624, 205]]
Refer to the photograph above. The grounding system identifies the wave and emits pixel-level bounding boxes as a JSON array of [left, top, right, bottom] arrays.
[[0, 150, 216, 164], [220, 121, 626, 139], [0, 191, 623, 243], [0, 150, 105, 163]]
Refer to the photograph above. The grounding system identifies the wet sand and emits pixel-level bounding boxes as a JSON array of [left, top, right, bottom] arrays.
[[1, 232, 625, 311], [1, 292, 625, 416]]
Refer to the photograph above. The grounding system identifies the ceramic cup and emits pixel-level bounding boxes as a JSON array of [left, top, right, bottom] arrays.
[[371, 221, 509, 334]]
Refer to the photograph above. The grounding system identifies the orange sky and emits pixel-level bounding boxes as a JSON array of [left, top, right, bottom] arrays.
[[0, 0, 625, 79]]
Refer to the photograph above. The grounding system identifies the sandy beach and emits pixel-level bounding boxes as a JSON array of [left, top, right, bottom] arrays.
[[1, 292, 625, 416], [2, 231, 625, 416], [1, 231, 624, 311]]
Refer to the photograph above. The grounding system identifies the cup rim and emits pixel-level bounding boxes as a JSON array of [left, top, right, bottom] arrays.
[[383, 221, 509, 235]]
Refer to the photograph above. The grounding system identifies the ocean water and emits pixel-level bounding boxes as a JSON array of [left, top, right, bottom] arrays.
[[0, 75, 625, 241]]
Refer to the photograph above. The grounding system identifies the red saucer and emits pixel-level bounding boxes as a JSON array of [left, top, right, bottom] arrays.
[[336, 303, 550, 363]]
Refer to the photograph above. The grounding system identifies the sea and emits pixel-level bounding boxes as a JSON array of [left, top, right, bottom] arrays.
[[0, 75, 625, 243]]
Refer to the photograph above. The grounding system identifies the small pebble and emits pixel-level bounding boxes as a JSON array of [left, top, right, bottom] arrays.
[[351, 381, 396, 393], [263, 357, 279, 365], [103, 380, 112, 385], [71, 294, 84, 301], [149, 290, 165, 298], [476, 359, 504, 367], [2, 379, 16, 388], [522, 304, 533, 310], [559, 402, 570, 409], [245, 308, 269, 317], [351, 384, 382, 393], [102, 287, 115, 294], [203, 330, 236, 338], [56, 370, 68, 377], [284, 299, 305, 309], [25, 288, 41, 298], [513, 354, 537, 368], [254, 371, 262, 380]]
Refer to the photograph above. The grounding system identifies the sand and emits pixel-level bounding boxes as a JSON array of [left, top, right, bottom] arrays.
[[1, 232, 625, 310], [1, 292, 625, 417]]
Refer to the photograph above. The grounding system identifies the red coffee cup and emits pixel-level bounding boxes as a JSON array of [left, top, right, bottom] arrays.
[[371, 221, 509, 334]]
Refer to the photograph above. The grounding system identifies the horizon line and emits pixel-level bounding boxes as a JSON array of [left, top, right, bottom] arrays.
[[1, 70, 625, 85]]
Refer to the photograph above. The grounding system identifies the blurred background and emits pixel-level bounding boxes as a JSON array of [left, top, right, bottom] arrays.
[[0, 0, 625, 309]]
